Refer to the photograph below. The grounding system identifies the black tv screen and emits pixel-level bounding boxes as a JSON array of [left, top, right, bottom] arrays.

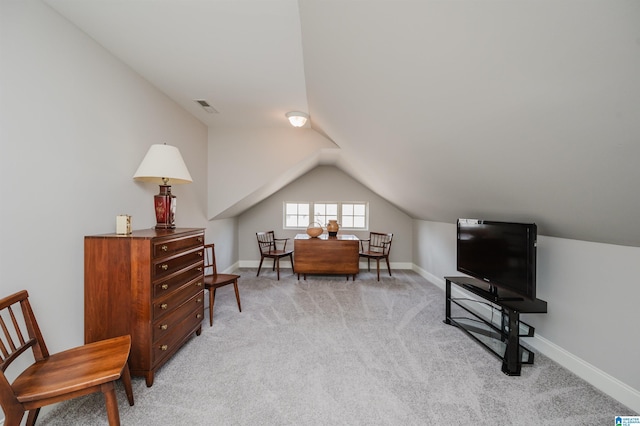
[[457, 219, 537, 301]]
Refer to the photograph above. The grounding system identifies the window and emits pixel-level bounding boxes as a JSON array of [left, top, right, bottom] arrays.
[[285, 202, 309, 227], [284, 202, 368, 230], [341, 203, 366, 228]]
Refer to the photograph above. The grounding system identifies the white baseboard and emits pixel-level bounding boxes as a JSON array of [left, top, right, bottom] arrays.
[[239, 260, 293, 269], [219, 261, 241, 275], [526, 335, 640, 413], [238, 260, 412, 271], [412, 265, 640, 414]]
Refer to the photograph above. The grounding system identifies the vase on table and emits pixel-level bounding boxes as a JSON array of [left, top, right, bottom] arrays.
[[326, 220, 339, 237]]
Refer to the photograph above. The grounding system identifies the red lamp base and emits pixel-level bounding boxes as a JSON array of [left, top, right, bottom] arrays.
[[154, 185, 176, 229]]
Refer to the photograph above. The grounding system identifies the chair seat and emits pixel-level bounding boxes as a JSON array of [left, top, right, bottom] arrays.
[[13, 335, 131, 403], [204, 273, 240, 289], [359, 250, 385, 258], [262, 249, 293, 257]]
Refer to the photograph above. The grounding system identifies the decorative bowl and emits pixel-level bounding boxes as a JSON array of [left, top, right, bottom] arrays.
[[306, 222, 323, 238]]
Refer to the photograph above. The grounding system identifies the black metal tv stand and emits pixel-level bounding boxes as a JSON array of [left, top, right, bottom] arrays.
[[444, 276, 547, 376]]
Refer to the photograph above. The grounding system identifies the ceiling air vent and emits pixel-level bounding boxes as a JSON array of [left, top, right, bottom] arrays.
[[194, 99, 218, 114]]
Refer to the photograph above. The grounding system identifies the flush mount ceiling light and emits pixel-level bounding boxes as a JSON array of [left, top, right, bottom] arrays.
[[285, 111, 309, 127]]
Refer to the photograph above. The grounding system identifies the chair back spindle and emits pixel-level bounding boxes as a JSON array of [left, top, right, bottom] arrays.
[[256, 231, 277, 255], [204, 243, 219, 276], [369, 233, 392, 255], [0, 291, 47, 373]]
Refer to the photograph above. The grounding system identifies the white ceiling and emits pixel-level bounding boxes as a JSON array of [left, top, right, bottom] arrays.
[[45, 0, 640, 247]]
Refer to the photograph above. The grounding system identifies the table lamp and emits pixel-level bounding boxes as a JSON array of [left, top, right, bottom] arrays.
[[133, 144, 193, 229]]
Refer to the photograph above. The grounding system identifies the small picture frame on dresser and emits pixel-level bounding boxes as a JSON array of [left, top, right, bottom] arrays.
[[116, 215, 132, 235]]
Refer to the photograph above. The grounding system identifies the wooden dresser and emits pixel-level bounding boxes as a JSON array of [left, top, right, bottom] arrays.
[[84, 228, 205, 387]]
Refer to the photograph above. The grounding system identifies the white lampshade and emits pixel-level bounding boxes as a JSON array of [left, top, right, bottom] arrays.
[[285, 111, 309, 128], [133, 144, 193, 184]]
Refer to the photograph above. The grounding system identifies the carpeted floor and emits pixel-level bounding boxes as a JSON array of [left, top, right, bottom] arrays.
[[38, 269, 635, 425]]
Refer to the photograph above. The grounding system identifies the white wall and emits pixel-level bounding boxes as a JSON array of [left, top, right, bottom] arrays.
[[238, 165, 413, 267], [413, 219, 640, 412], [0, 0, 210, 362], [205, 218, 239, 273], [207, 127, 339, 220]]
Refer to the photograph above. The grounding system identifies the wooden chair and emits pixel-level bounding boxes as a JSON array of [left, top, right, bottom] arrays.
[[256, 231, 294, 280], [0, 290, 134, 426], [359, 232, 393, 281], [203, 243, 241, 326]]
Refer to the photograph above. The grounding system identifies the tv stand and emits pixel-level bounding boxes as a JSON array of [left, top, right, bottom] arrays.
[[487, 284, 524, 302], [445, 276, 547, 376]]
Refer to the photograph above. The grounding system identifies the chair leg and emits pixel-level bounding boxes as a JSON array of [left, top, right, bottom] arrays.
[[385, 256, 392, 277], [121, 362, 134, 406], [376, 258, 381, 281], [26, 408, 39, 426], [233, 280, 242, 312], [209, 288, 216, 326], [276, 257, 280, 280], [367, 258, 371, 271], [257, 257, 265, 277], [290, 254, 295, 273], [8, 410, 27, 426], [102, 381, 121, 426]]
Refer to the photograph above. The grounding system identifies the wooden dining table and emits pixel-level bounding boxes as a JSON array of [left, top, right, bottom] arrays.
[[294, 233, 360, 280]]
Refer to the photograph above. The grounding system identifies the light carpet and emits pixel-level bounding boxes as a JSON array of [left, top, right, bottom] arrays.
[[38, 269, 635, 425]]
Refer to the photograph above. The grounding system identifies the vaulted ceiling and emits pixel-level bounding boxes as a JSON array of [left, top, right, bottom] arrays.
[[45, 0, 640, 247]]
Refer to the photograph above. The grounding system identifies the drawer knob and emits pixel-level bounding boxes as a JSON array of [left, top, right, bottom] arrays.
[[198, 251, 203, 257], [160, 344, 168, 351], [161, 284, 169, 290], [197, 236, 203, 243], [160, 324, 168, 330], [160, 264, 169, 271], [197, 313, 203, 319], [161, 245, 168, 252], [197, 298, 203, 303], [160, 303, 168, 310], [197, 267, 203, 272]]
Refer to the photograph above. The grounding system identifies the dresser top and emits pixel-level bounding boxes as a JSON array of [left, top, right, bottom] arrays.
[[86, 228, 204, 239]]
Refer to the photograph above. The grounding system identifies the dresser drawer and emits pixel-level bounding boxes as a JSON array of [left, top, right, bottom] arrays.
[[152, 303, 204, 365], [152, 277, 204, 320], [152, 249, 204, 279], [153, 290, 204, 341], [153, 233, 204, 259], [153, 267, 204, 300]]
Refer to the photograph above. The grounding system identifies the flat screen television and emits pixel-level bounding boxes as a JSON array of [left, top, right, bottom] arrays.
[[457, 219, 537, 301]]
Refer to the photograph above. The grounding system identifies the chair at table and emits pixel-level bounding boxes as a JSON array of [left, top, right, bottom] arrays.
[[359, 232, 393, 281], [0, 290, 134, 426], [256, 231, 294, 280], [203, 243, 241, 326]]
